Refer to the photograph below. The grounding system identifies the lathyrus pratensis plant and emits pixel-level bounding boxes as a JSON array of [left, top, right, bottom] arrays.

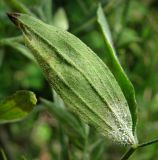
[[7, 5, 158, 160]]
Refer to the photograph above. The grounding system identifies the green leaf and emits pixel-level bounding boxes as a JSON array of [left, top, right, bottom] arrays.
[[9, 13, 137, 145], [0, 90, 37, 124], [97, 4, 137, 137]]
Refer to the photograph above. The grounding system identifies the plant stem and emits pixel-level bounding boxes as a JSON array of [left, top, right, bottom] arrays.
[[115, 0, 131, 44], [120, 145, 137, 160], [0, 127, 15, 160], [83, 124, 90, 160], [72, 0, 122, 34], [76, 0, 88, 15], [121, 138, 158, 160], [6, 0, 33, 15], [0, 36, 23, 45], [138, 138, 158, 148], [0, 148, 7, 160]]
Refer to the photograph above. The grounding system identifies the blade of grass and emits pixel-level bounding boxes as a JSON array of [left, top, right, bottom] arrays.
[[97, 4, 138, 138]]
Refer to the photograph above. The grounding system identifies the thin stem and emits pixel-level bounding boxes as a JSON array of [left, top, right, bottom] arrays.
[[0, 36, 23, 47], [115, 0, 131, 44], [121, 138, 158, 160], [0, 127, 15, 160], [0, 36, 23, 44], [0, 148, 7, 160], [0, 48, 4, 67], [72, 17, 96, 35], [120, 146, 137, 160], [76, 0, 88, 15], [121, 0, 131, 27], [83, 124, 90, 160], [6, 0, 33, 15], [138, 138, 158, 148], [72, 0, 122, 34]]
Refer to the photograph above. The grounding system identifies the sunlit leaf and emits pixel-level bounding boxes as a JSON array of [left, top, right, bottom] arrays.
[[0, 90, 37, 124]]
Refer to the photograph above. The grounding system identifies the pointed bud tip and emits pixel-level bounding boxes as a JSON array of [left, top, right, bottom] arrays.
[[7, 12, 20, 26]]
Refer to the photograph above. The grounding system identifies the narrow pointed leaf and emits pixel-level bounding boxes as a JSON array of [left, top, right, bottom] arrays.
[[8, 13, 137, 145], [97, 4, 137, 137], [0, 90, 37, 124]]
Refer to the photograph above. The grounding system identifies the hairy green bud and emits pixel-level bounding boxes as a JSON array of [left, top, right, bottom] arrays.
[[8, 13, 137, 145]]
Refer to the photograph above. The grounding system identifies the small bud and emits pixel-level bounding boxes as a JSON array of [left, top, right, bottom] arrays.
[[9, 14, 137, 145]]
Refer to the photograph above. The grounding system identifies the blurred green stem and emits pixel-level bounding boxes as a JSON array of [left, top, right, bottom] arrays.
[[0, 48, 4, 68], [115, 0, 131, 44], [83, 125, 90, 160], [0, 36, 23, 45], [0, 127, 15, 160], [5, 0, 33, 15], [0, 148, 7, 160], [72, 0, 122, 34], [76, 0, 88, 15]]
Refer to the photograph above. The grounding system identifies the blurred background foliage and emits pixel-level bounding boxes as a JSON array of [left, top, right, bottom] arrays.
[[0, 0, 158, 159]]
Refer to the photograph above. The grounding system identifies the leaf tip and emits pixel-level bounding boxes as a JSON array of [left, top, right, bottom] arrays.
[[7, 12, 21, 28]]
